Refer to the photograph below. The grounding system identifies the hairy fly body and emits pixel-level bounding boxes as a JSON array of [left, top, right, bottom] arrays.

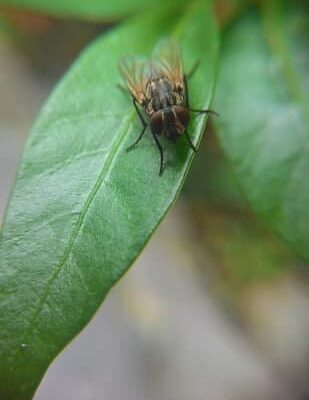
[[119, 39, 217, 175]]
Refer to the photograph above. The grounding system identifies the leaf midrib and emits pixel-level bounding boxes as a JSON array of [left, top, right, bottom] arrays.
[[11, 0, 208, 369], [12, 112, 134, 367]]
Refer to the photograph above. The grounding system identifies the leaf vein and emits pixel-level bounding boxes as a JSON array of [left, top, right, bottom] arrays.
[[13, 112, 134, 366]]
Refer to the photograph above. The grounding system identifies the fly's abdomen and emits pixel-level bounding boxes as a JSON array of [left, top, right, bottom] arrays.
[[163, 108, 176, 126]]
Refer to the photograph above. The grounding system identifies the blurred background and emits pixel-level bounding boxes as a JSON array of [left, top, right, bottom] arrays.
[[0, 6, 308, 400]]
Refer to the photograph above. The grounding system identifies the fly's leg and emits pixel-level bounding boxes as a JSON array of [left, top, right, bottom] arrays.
[[185, 66, 219, 116], [185, 108, 219, 149], [126, 98, 147, 152], [183, 75, 197, 151], [186, 60, 200, 80], [184, 131, 197, 152], [189, 109, 219, 116], [126, 123, 146, 152], [183, 75, 218, 151], [184, 75, 190, 108], [150, 130, 164, 176]]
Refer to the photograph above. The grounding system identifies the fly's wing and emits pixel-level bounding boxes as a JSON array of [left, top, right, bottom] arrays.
[[119, 57, 149, 105], [153, 38, 184, 91]]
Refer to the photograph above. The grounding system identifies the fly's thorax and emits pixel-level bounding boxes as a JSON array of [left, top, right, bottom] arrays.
[[145, 76, 184, 113]]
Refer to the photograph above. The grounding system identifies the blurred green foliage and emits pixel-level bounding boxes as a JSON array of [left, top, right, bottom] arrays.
[[0, 0, 186, 20], [185, 133, 299, 299], [215, 1, 309, 262]]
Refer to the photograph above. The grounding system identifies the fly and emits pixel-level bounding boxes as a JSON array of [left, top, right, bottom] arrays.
[[119, 38, 218, 176]]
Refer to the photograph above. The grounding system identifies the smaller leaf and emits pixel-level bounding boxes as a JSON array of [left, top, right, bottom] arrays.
[[214, 2, 309, 261]]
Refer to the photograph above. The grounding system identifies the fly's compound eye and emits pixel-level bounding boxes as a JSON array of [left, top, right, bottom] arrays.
[[174, 106, 190, 130], [150, 112, 164, 136]]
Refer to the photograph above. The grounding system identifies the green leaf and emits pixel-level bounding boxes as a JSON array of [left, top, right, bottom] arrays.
[[0, 0, 186, 20], [0, 1, 218, 398], [214, 1, 309, 261]]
